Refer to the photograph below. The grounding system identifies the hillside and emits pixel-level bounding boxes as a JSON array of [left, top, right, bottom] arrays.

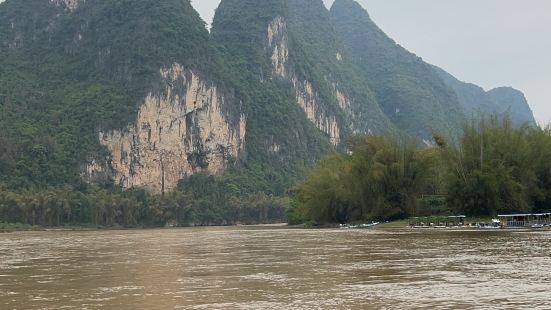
[[434, 66, 536, 126], [330, 0, 463, 139], [0, 0, 539, 226], [488, 87, 536, 126], [0, 0, 246, 193]]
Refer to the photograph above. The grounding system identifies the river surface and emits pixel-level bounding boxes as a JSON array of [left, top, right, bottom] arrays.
[[1, 227, 550, 309]]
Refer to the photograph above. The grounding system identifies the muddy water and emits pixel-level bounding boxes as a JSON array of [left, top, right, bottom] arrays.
[[0, 227, 550, 309]]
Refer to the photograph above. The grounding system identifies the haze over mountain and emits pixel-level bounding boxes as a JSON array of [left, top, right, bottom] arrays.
[[0, 0, 536, 203]]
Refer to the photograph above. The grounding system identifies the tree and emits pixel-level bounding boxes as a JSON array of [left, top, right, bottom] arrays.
[[435, 116, 537, 216]]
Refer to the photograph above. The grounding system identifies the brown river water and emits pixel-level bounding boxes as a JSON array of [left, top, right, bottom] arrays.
[[1, 227, 550, 309]]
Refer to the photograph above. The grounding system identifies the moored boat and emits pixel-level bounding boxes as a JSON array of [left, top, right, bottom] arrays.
[[340, 222, 380, 229]]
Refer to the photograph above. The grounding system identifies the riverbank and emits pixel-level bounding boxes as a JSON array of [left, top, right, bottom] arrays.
[[0, 217, 527, 233], [0, 222, 292, 233], [0, 222, 105, 233], [0, 222, 39, 233], [374, 217, 496, 229]]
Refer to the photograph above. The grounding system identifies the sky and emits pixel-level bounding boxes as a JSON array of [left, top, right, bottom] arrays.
[[191, 0, 551, 124]]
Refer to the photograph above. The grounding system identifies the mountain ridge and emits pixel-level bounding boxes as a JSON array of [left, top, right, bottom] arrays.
[[0, 0, 536, 197]]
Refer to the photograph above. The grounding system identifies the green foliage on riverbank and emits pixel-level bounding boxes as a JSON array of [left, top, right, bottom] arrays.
[[292, 133, 437, 223], [294, 117, 551, 224], [0, 178, 287, 228], [0, 222, 39, 233], [435, 117, 551, 216]]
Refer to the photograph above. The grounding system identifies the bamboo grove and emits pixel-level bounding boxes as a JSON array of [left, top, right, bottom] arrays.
[[290, 117, 551, 224]]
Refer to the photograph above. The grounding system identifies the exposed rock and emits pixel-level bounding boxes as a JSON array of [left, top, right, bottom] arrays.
[[267, 16, 288, 78], [294, 78, 340, 145], [50, 0, 83, 11], [91, 63, 246, 193], [267, 16, 341, 145], [81, 159, 112, 184], [269, 143, 281, 153], [332, 83, 364, 134]]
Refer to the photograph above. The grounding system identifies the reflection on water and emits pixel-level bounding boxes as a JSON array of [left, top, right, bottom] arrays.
[[1, 227, 550, 309]]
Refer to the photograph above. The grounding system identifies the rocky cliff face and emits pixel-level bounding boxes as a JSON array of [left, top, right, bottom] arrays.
[[266, 16, 342, 145], [50, 0, 82, 11], [267, 16, 288, 78], [90, 64, 246, 193]]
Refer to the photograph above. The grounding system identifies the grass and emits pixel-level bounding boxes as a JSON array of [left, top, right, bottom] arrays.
[[0, 222, 121, 233], [0, 222, 40, 233]]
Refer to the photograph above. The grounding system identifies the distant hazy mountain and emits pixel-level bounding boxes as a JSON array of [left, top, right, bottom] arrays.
[[434, 66, 536, 126], [487, 87, 536, 126]]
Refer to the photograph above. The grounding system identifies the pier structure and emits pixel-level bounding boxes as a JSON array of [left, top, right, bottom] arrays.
[[409, 215, 466, 228], [498, 213, 551, 228]]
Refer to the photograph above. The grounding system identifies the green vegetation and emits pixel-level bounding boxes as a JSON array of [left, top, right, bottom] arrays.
[[0, 0, 541, 228], [0, 222, 39, 233], [293, 117, 551, 224], [291, 133, 436, 223], [0, 0, 296, 227], [435, 117, 551, 216], [284, 0, 392, 133], [212, 0, 335, 192], [0, 176, 287, 228], [331, 0, 463, 139], [0, 0, 229, 189]]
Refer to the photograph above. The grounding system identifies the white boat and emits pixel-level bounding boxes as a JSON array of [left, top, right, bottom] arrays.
[[341, 222, 380, 229], [477, 220, 502, 229]]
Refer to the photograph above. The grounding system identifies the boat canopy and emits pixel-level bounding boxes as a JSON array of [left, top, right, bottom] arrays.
[[498, 213, 551, 217], [497, 214, 534, 217]]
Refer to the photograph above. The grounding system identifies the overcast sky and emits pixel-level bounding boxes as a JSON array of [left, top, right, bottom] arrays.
[[191, 0, 551, 124]]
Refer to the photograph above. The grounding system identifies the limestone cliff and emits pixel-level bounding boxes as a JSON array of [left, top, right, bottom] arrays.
[[267, 16, 288, 78], [267, 16, 342, 145], [50, 0, 82, 11], [293, 78, 341, 145], [91, 64, 246, 193]]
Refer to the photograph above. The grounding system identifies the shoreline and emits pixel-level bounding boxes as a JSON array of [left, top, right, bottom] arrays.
[[0, 222, 294, 234], [2, 220, 549, 234]]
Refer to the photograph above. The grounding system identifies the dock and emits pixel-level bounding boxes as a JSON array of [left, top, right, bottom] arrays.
[[498, 213, 551, 229], [409, 216, 466, 228]]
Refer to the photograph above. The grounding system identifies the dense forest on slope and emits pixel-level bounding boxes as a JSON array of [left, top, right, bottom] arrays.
[[283, 0, 391, 133], [0, 0, 540, 227], [0, 0, 233, 189], [211, 0, 332, 194], [330, 0, 464, 139], [0, 0, 285, 225]]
